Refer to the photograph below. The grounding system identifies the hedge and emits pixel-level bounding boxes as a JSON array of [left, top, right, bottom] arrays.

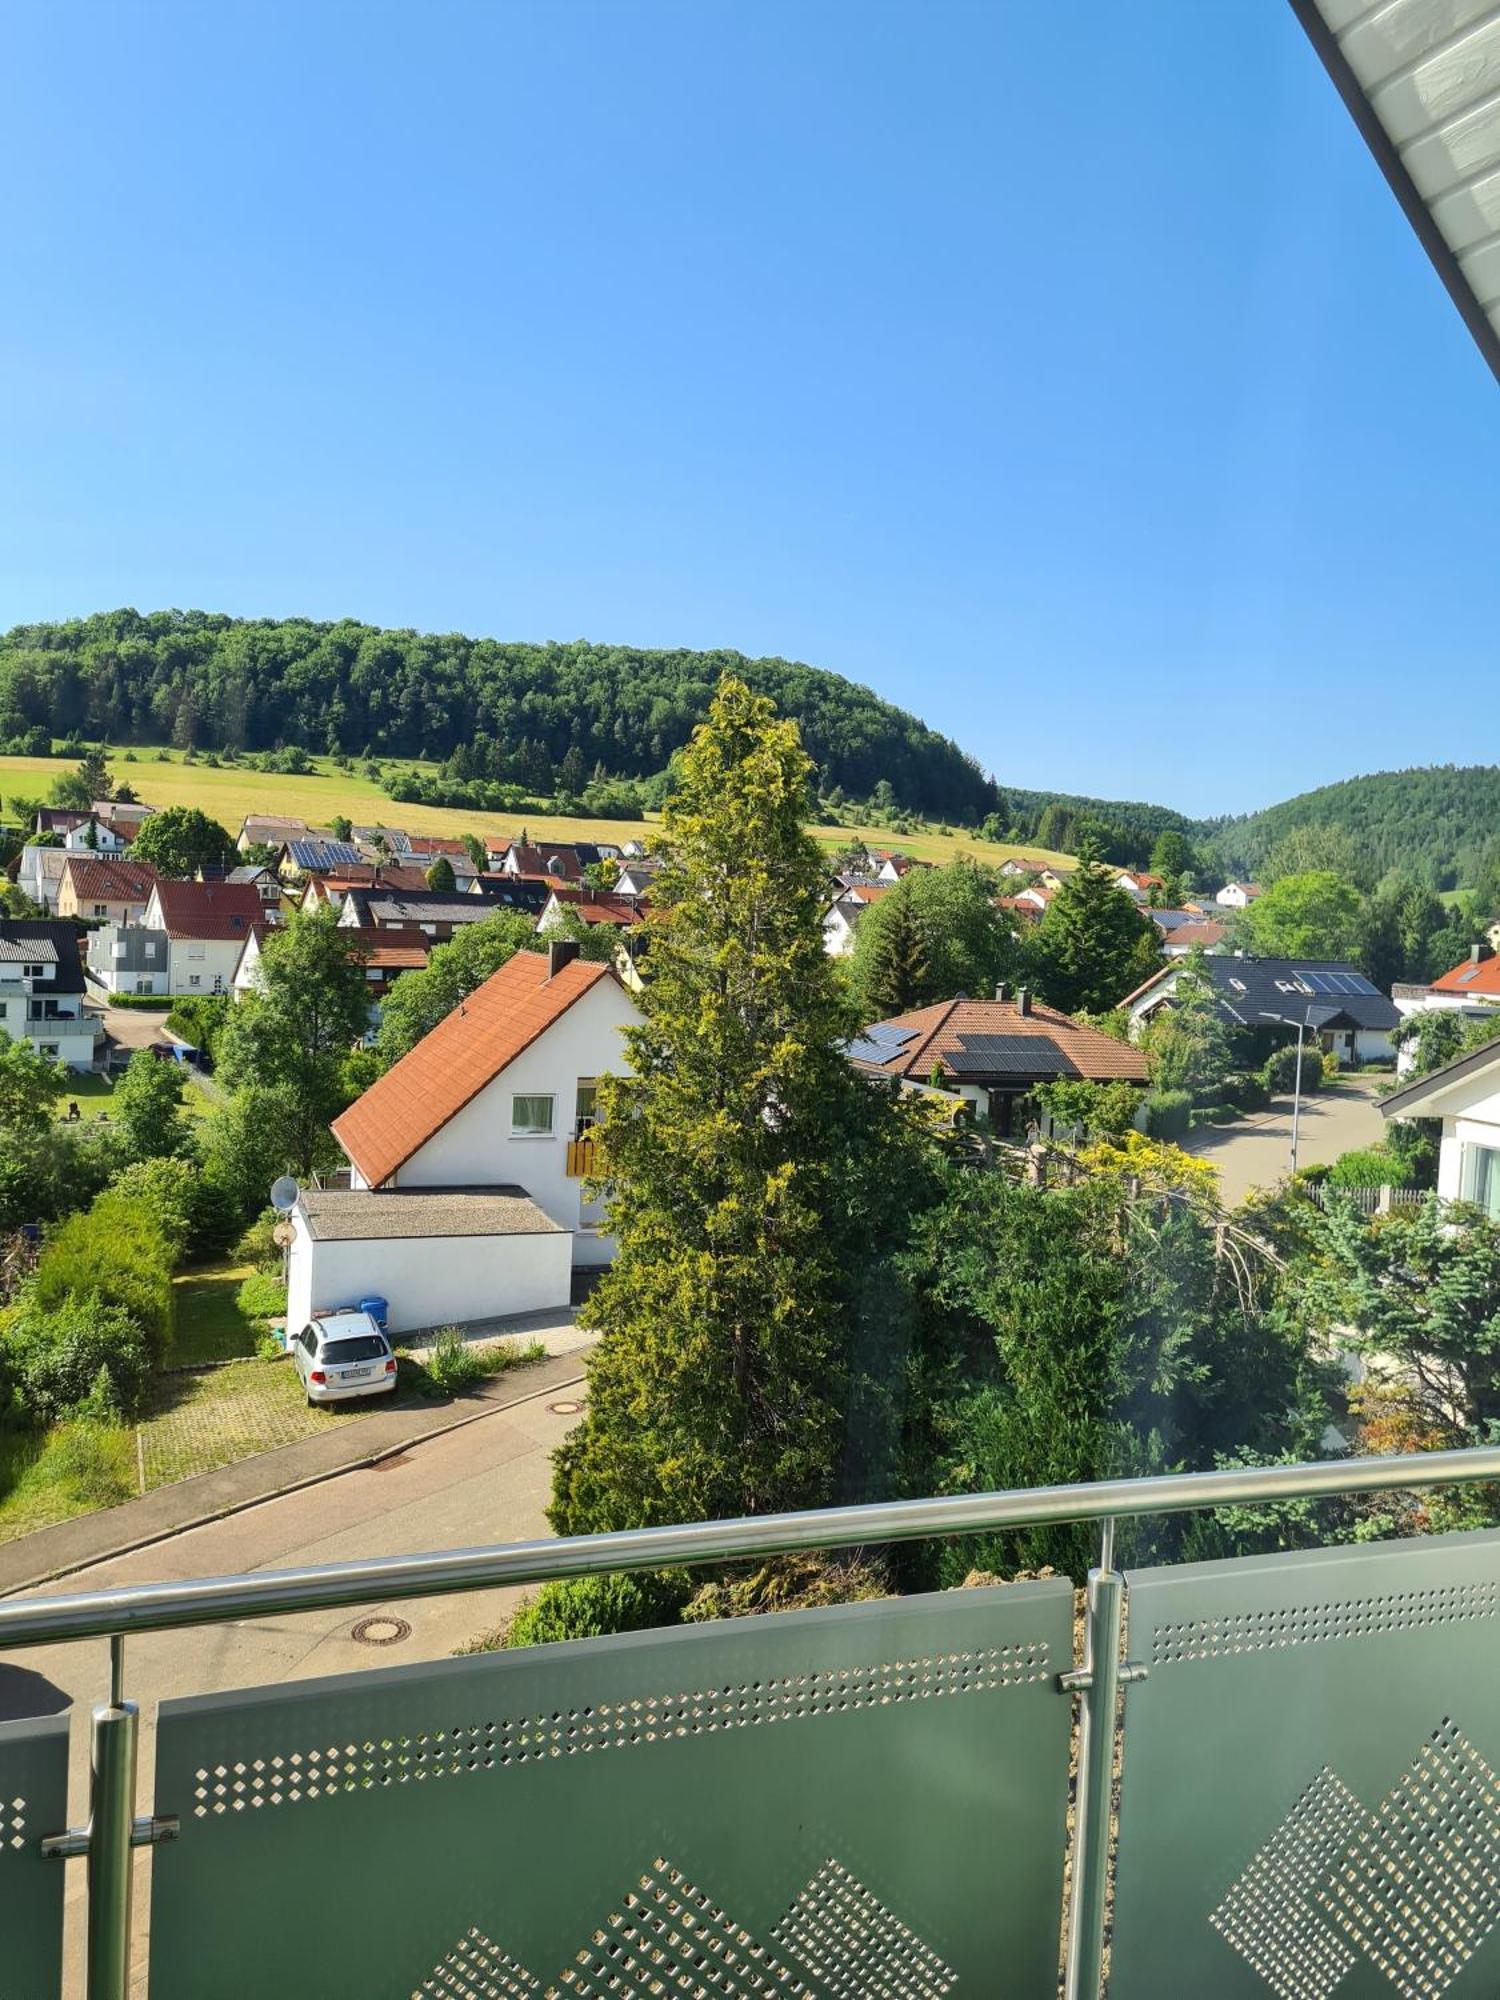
[[1144, 1089, 1192, 1140]]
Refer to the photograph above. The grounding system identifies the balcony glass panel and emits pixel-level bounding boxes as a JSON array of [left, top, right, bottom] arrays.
[[0, 1713, 69, 1995]]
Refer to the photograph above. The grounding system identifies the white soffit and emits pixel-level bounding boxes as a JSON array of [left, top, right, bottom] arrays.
[[1293, 0, 1500, 380]]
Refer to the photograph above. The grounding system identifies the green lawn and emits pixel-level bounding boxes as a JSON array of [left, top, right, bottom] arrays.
[[0, 1423, 136, 1543], [168, 1259, 259, 1366], [54, 1071, 117, 1121]]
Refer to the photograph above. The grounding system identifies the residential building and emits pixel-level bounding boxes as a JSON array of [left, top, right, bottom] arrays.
[[1125, 956, 1398, 1065], [16, 845, 68, 912], [56, 855, 159, 926], [822, 882, 891, 956], [85, 921, 170, 997], [0, 921, 101, 1068], [1215, 881, 1263, 909], [278, 836, 364, 880], [237, 814, 308, 853], [847, 985, 1149, 1139], [351, 824, 414, 859], [494, 840, 615, 882], [234, 923, 429, 1033], [538, 890, 644, 936], [35, 807, 133, 854], [1156, 917, 1227, 958], [141, 879, 266, 994], [1381, 1033, 1500, 1221], [93, 799, 154, 842], [338, 883, 547, 937], [1114, 871, 1166, 902], [224, 863, 288, 916], [297, 863, 428, 913], [612, 857, 660, 898], [287, 944, 640, 1331]]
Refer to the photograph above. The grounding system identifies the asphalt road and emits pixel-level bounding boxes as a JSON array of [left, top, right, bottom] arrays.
[[0, 1391, 581, 1993], [1183, 1073, 1388, 1205]]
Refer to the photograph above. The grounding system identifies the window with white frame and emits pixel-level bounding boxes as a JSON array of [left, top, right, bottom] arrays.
[[511, 1093, 555, 1137], [1460, 1144, 1500, 1223]]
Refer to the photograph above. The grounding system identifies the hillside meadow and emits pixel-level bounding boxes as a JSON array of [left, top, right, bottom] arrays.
[[0, 748, 1071, 873]]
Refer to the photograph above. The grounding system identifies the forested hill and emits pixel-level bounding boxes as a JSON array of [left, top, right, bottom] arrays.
[[1214, 765, 1500, 890], [0, 609, 998, 823]]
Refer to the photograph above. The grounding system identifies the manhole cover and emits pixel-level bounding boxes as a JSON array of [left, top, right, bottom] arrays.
[[351, 1615, 412, 1647], [548, 1399, 585, 1415]]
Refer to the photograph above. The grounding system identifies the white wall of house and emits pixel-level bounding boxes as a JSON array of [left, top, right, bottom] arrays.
[[165, 935, 248, 996], [823, 904, 857, 956], [0, 970, 98, 1069], [286, 1210, 572, 1336], [363, 973, 639, 1264], [1430, 1077, 1500, 1209]]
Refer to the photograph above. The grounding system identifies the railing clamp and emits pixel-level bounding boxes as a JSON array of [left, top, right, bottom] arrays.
[[41, 1813, 180, 1859], [1057, 1660, 1148, 1693]]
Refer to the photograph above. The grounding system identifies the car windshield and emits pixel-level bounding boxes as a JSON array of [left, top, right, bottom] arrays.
[[322, 1335, 387, 1364]]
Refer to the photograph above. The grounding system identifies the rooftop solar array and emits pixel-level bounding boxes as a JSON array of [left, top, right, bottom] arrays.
[[1296, 969, 1379, 997], [947, 1034, 1079, 1079], [846, 1023, 918, 1066]]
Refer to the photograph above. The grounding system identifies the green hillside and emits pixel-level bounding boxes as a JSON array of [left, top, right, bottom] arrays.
[[1213, 766, 1500, 892]]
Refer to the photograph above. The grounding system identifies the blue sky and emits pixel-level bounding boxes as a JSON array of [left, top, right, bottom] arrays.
[[2, 2, 1496, 816]]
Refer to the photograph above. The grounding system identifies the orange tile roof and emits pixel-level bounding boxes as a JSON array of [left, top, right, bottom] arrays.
[[151, 878, 265, 940], [851, 997, 1150, 1085], [332, 949, 621, 1186], [1431, 952, 1500, 996]]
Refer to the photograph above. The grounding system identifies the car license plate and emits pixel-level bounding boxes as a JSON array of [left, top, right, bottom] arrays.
[[344, 1367, 372, 1381]]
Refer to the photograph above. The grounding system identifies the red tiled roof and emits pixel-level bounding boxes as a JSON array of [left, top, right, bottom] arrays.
[[150, 879, 265, 940], [332, 950, 622, 1186], [405, 835, 471, 859], [61, 856, 159, 903], [1166, 920, 1227, 950], [308, 864, 429, 895], [566, 894, 644, 927], [851, 997, 1150, 1085], [1431, 952, 1500, 996]]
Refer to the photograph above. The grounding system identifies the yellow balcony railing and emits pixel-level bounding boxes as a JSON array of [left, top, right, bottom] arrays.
[[566, 1134, 601, 1178]]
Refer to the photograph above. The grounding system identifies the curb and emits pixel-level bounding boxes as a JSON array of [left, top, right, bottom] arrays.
[[0, 1367, 587, 1600]]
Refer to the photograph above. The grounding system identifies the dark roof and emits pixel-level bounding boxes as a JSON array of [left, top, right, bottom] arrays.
[[1380, 1033, 1500, 1120], [848, 998, 1150, 1087], [0, 920, 86, 993], [1136, 957, 1398, 1034], [341, 886, 542, 929], [468, 877, 550, 915], [285, 837, 363, 871]]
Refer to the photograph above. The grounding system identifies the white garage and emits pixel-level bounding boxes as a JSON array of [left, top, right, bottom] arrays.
[[285, 1185, 572, 1340]]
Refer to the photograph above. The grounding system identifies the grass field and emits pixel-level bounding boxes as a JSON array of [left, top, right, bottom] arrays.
[[169, 1259, 259, 1367], [0, 746, 1072, 875]]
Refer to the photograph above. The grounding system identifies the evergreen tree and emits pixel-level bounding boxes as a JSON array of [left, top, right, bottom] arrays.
[[1024, 842, 1159, 1014], [551, 677, 926, 1534], [861, 882, 930, 1017], [425, 854, 456, 892]]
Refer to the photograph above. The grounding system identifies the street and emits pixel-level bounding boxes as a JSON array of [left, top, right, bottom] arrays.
[[1183, 1072, 1388, 1206], [0, 1390, 582, 1994]]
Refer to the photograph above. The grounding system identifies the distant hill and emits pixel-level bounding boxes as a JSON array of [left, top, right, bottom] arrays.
[[0, 609, 999, 825], [1213, 766, 1500, 891]]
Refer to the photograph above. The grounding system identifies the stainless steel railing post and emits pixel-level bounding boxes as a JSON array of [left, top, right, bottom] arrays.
[[86, 1689, 139, 2000], [1064, 1517, 1123, 2000]]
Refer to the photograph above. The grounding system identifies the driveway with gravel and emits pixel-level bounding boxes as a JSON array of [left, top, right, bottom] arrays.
[[1183, 1073, 1389, 1206]]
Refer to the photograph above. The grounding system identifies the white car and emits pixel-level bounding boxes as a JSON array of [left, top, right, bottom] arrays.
[[290, 1311, 397, 1405]]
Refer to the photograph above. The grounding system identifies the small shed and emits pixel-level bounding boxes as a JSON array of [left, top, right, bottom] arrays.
[[286, 1185, 571, 1338]]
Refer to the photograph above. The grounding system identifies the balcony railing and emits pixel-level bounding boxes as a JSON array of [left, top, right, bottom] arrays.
[[566, 1130, 602, 1177], [2, 1446, 1500, 1999]]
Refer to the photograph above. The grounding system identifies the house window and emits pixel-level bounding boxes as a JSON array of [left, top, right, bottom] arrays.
[[188, 943, 206, 960], [93, 903, 108, 917], [511, 1093, 555, 1137], [188, 974, 201, 989], [1461, 1145, 1500, 1223], [144, 942, 158, 959], [575, 1080, 598, 1135]]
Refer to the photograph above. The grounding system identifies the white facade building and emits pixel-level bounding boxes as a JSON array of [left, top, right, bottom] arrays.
[[1382, 1036, 1500, 1222]]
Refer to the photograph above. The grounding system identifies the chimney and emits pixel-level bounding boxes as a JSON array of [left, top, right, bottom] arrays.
[[1016, 987, 1031, 1017], [1473, 943, 1494, 965], [547, 938, 580, 979], [994, 980, 1009, 1003]]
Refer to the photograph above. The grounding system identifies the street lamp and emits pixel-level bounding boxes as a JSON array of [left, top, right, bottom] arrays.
[[1260, 1009, 1317, 1178]]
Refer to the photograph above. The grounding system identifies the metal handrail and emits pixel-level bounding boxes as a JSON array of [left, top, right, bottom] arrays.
[[4, 1444, 1499, 1649]]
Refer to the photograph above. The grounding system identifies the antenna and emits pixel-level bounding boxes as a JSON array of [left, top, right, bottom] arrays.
[[269, 1175, 300, 1215]]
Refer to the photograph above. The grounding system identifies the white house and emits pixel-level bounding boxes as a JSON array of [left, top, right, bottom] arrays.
[[822, 882, 891, 957], [291, 944, 641, 1334], [142, 879, 266, 996], [0, 922, 101, 1070], [1381, 1033, 1500, 1221], [16, 845, 68, 912], [1215, 882, 1263, 910], [1126, 955, 1399, 1066]]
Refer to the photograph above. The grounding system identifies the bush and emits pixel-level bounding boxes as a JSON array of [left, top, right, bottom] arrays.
[[501, 1572, 692, 1650], [1328, 1146, 1414, 1191], [1144, 1089, 1192, 1140], [1189, 1103, 1235, 1127], [1262, 1044, 1323, 1097], [424, 1325, 484, 1391], [235, 1270, 287, 1322], [1222, 1070, 1270, 1114], [106, 1158, 197, 1264], [5, 1296, 153, 1422], [104, 992, 174, 1010], [234, 1211, 281, 1267]]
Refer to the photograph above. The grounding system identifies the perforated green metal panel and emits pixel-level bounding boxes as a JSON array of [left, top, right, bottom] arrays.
[[0, 1711, 69, 2000], [1111, 1528, 1500, 2000], [148, 1583, 1072, 1997]]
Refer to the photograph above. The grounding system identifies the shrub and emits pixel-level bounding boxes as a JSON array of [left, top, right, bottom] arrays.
[[106, 1158, 198, 1264], [1144, 1089, 1192, 1140], [5, 1295, 153, 1422], [1328, 1146, 1414, 1191], [235, 1270, 286, 1322], [1262, 1044, 1323, 1096], [1222, 1070, 1270, 1114], [501, 1572, 691, 1650], [234, 1211, 281, 1267]]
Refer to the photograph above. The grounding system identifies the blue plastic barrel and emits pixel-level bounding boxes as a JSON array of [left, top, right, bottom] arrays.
[[359, 1296, 389, 1331]]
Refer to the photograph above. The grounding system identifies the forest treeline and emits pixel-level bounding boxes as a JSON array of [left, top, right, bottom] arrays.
[[1213, 765, 1500, 893], [0, 609, 1000, 823]]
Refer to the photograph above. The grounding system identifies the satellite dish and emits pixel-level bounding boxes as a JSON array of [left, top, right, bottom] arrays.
[[269, 1175, 300, 1215]]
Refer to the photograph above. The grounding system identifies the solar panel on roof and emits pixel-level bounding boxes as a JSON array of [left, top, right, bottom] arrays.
[[946, 1035, 1079, 1078], [846, 1023, 917, 1064]]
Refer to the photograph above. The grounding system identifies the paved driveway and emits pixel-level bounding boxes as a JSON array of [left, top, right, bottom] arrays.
[[1183, 1073, 1388, 1206]]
